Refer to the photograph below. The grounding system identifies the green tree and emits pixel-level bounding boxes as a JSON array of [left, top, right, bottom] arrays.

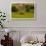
[[25, 5, 30, 12], [12, 6, 18, 12]]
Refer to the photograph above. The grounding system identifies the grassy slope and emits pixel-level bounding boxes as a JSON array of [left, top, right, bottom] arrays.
[[12, 12, 34, 18]]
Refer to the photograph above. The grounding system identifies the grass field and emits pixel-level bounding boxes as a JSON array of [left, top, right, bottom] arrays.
[[12, 11, 34, 18]]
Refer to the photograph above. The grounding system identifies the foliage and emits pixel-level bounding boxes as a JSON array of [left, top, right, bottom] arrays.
[[0, 11, 6, 28], [12, 6, 18, 12]]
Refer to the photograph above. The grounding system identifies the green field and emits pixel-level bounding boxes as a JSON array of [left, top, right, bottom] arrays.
[[12, 12, 34, 18]]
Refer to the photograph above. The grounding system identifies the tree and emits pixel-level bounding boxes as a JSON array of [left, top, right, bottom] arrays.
[[25, 5, 30, 12], [30, 5, 34, 9], [12, 6, 18, 12]]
